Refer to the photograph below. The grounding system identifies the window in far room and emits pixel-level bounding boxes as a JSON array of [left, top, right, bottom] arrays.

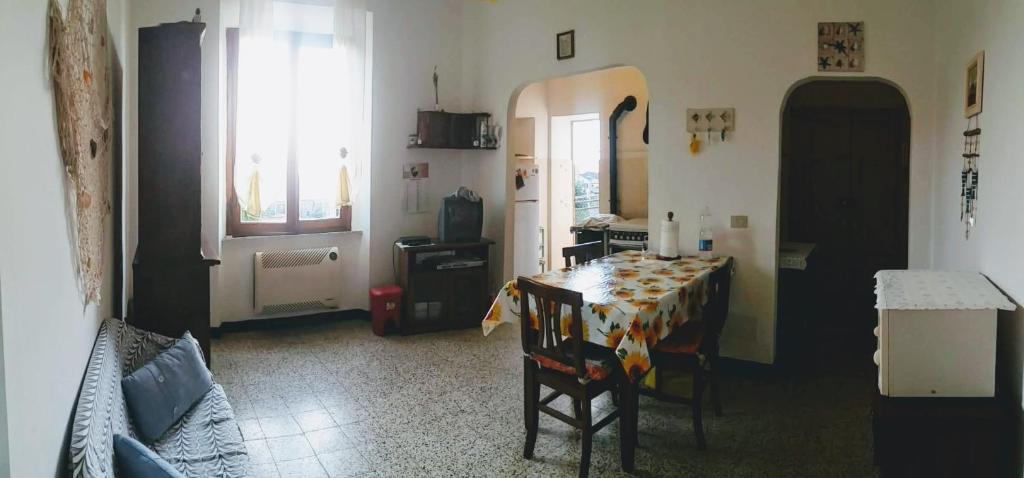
[[226, 1, 371, 236], [570, 118, 601, 224]]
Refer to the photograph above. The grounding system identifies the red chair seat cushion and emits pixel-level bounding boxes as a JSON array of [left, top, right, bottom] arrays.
[[532, 353, 612, 381], [655, 319, 706, 355]]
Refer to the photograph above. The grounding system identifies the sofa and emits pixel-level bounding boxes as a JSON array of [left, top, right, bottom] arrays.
[[69, 318, 249, 477]]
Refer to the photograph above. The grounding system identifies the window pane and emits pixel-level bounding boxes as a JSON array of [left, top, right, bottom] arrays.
[[572, 119, 601, 224], [235, 38, 290, 223], [296, 43, 343, 221]]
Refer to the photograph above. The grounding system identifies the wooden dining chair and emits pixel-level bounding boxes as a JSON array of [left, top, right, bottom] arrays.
[[518, 276, 626, 478], [562, 241, 605, 268], [644, 258, 734, 450]]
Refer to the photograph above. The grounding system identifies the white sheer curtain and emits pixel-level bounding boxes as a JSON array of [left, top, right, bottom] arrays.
[[236, 0, 286, 222], [333, 0, 368, 206], [234, 0, 369, 222]]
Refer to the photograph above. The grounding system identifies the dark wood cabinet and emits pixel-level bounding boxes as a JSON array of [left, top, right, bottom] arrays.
[[132, 22, 218, 363], [412, 111, 493, 149], [396, 239, 493, 334]]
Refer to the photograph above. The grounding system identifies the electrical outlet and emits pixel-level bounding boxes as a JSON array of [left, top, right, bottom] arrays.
[[730, 215, 748, 228]]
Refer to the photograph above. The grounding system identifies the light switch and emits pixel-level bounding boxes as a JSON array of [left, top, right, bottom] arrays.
[[730, 215, 748, 228]]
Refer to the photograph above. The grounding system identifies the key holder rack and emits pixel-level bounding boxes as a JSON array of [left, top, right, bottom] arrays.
[[686, 108, 735, 135]]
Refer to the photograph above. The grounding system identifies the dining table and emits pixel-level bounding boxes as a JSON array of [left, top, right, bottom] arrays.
[[481, 250, 733, 470]]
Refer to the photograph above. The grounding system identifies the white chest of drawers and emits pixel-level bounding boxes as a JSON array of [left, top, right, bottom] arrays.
[[874, 270, 1014, 397]]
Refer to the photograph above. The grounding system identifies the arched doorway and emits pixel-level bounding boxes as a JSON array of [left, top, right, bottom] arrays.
[[504, 66, 649, 279], [777, 79, 910, 373]]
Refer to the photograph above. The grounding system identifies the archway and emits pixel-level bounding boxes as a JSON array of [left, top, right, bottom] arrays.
[[503, 66, 649, 279], [776, 79, 910, 373]]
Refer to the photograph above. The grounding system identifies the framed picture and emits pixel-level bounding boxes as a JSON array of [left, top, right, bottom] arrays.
[[817, 21, 864, 72], [556, 30, 575, 60], [965, 51, 985, 118]]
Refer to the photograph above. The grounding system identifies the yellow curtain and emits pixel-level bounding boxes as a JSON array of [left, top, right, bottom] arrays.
[[337, 165, 351, 207], [245, 169, 262, 218]]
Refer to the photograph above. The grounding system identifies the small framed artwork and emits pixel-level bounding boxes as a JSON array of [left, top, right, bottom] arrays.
[[556, 30, 575, 60], [817, 21, 864, 72], [964, 51, 985, 118]]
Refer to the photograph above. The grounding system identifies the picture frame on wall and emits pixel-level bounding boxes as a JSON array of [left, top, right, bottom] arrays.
[[556, 30, 575, 60], [965, 51, 985, 118]]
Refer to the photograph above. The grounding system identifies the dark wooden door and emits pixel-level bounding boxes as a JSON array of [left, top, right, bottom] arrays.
[[784, 108, 909, 323]]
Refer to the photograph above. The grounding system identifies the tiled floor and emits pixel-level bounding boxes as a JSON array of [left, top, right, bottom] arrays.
[[212, 319, 878, 477]]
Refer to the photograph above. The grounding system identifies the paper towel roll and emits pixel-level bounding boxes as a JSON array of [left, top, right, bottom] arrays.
[[659, 219, 679, 258]]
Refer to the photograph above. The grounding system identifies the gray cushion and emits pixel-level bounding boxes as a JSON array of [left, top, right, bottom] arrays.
[[122, 332, 214, 442], [113, 434, 184, 478]]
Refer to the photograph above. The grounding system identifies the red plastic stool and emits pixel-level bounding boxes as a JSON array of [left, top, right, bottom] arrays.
[[370, 285, 402, 336]]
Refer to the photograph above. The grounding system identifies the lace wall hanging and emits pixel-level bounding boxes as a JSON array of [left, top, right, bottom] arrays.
[[48, 0, 113, 304]]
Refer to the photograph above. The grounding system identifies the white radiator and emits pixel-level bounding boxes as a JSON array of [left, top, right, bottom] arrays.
[[254, 247, 342, 315]]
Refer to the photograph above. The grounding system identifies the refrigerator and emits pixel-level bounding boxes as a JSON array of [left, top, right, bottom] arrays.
[[513, 163, 542, 277]]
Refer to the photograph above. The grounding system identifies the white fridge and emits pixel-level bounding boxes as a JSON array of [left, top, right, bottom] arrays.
[[513, 163, 542, 277]]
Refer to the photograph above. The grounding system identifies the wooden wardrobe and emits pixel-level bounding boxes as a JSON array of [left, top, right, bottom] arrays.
[[132, 22, 218, 363]]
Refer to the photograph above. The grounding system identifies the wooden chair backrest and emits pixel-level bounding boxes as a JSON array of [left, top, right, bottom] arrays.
[[702, 257, 734, 355], [517, 277, 587, 380], [562, 241, 605, 268]]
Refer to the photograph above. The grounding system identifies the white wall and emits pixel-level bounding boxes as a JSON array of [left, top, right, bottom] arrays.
[[365, 0, 469, 289], [460, 0, 938, 363], [930, 0, 1024, 466], [0, 0, 126, 474]]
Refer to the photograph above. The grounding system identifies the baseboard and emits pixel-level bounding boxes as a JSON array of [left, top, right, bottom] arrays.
[[211, 309, 370, 338]]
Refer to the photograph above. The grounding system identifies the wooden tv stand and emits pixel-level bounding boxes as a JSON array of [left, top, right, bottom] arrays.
[[396, 238, 494, 335]]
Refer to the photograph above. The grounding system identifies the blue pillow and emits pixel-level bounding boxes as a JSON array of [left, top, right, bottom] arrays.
[[121, 332, 213, 442], [113, 434, 185, 478]]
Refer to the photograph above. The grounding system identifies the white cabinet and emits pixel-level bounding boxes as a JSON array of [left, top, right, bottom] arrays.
[[874, 270, 1014, 397]]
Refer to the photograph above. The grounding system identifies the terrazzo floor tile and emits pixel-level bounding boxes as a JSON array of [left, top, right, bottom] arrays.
[[305, 426, 352, 455], [258, 415, 302, 438], [325, 404, 365, 425], [247, 462, 280, 478], [267, 435, 316, 462], [244, 439, 275, 465], [318, 447, 371, 478], [238, 418, 265, 441], [213, 318, 880, 477], [295, 409, 337, 432], [276, 456, 328, 478]]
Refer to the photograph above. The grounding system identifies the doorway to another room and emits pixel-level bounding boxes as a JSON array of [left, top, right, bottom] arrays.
[[508, 66, 649, 278], [777, 80, 910, 374], [548, 113, 601, 267]]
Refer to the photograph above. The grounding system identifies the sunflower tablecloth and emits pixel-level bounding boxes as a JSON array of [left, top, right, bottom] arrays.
[[482, 251, 732, 381]]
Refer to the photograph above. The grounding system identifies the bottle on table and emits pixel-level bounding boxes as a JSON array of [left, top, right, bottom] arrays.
[[698, 206, 714, 260]]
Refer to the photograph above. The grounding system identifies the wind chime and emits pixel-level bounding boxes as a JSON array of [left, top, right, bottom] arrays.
[[960, 117, 981, 238]]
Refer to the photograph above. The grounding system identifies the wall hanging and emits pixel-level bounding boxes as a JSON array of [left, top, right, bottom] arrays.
[[48, 0, 113, 304], [556, 30, 575, 60], [960, 51, 985, 239], [818, 22, 864, 72], [403, 163, 429, 213], [961, 118, 982, 239], [686, 108, 734, 155], [964, 51, 985, 118]]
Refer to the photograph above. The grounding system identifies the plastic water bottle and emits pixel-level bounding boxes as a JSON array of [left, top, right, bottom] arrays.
[[698, 207, 714, 260]]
